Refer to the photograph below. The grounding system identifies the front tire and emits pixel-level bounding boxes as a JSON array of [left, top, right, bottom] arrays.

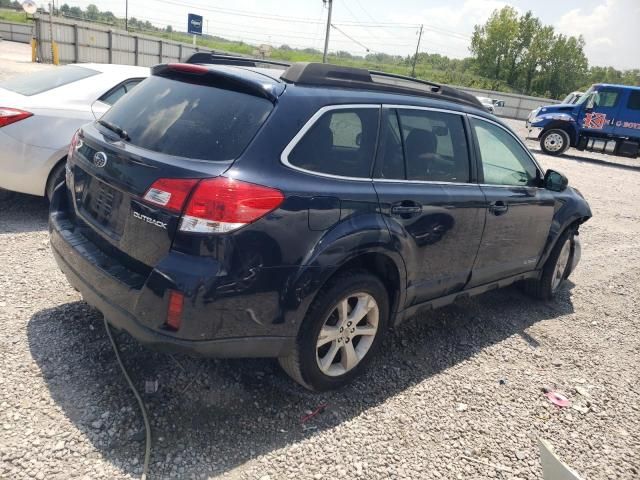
[[279, 270, 389, 391], [524, 229, 574, 300], [540, 129, 570, 156]]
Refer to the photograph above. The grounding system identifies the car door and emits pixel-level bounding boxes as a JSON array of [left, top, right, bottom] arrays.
[[373, 106, 486, 306], [579, 87, 621, 135], [90, 78, 145, 119], [613, 89, 640, 139], [468, 115, 555, 287]]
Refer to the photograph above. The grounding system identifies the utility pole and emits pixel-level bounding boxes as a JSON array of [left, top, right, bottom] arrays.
[[322, 0, 333, 63], [411, 24, 423, 77], [125, 0, 128, 31]]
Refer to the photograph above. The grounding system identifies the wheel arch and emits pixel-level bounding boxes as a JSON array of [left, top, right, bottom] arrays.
[[541, 121, 579, 146], [45, 155, 68, 200], [283, 248, 407, 333]]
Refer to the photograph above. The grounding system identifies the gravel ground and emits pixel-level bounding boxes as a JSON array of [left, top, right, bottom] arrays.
[[1, 43, 639, 479]]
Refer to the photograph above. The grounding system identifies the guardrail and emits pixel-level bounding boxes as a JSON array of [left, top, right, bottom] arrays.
[[0, 20, 34, 43]]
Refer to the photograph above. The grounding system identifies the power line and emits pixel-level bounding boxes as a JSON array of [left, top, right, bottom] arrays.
[[331, 23, 371, 53]]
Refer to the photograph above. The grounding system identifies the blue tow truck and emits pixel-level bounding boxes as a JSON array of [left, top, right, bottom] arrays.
[[527, 83, 640, 158]]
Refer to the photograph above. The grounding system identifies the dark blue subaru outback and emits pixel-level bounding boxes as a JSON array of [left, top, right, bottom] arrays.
[[50, 56, 591, 391]]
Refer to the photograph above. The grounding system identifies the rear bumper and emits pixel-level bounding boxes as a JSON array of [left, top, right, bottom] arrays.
[[49, 184, 295, 358]]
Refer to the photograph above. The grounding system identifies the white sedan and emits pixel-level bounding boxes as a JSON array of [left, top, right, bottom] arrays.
[[0, 63, 149, 199]]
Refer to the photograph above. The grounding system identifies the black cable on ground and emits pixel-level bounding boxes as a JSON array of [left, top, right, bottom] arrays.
[[104, 316, 152, 480]]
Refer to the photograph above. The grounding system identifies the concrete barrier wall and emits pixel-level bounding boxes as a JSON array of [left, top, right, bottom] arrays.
[[0, 20, 34, 43], [454, 86, 559, 120]]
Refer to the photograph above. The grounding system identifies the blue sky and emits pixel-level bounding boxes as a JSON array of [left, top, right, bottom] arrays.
[[65, 0, 639, 69]]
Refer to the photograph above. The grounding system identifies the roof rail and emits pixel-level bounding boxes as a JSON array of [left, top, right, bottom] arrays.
[[280, 62, 484, 109], [185, 52, 291, 69]]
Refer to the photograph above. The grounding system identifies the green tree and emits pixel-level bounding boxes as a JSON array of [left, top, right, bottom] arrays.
[[85, 4, 99, 20]]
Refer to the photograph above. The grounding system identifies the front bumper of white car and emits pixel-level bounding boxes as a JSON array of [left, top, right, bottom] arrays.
[[0, 129, 61, 196]]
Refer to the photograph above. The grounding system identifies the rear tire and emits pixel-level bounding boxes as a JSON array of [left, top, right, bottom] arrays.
[[524, 229, 574, 300], [45, 160, 66, 201], [540, 129, 570, 156], [279, 270, 389, 391]]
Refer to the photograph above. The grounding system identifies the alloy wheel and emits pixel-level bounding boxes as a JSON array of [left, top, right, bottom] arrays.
[[315, 293, 379, 377]]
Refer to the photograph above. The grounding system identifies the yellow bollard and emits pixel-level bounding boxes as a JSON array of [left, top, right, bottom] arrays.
[[52, 41, 59, 65], [31, 38, 37, 62]]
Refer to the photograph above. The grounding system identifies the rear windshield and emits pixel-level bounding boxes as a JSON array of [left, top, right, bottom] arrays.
[[0, 65, 99, 96], [99, 76, 273, 161]]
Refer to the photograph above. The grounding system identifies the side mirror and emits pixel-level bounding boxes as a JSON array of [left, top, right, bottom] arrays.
[[544, 169, 568, 192]]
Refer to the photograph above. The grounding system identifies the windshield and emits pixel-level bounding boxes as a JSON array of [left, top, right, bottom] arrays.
[[99, 75, 273, 161], [477, 97, 492, 103], [575, 87, 595, 105], [0, 65, 99, 96]]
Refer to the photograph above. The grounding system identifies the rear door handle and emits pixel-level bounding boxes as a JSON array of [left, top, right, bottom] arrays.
[[391, 203, 422, 216], [489, 201, 509, 215]]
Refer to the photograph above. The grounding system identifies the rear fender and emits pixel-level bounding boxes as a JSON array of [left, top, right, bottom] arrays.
[[280, 213, 407, 330]]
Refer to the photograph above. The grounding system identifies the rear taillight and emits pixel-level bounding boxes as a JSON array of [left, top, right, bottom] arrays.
[[143, 178, 199, 213], [180, 177, 284, 233], [0, 108, 32, 128]]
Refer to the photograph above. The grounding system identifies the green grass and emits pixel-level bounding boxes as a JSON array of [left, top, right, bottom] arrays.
[[0, 8, 31, 24]]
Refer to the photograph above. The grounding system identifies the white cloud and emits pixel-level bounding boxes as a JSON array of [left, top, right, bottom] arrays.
[[555, 0, 640, 70]]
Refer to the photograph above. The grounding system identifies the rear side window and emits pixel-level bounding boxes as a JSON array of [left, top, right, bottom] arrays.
[[0, 65, 99, 96], [287, 108, 379, 178], [99, 76, 273, 161], [374, 108, 470, 183], [628, 91, 640, 110]]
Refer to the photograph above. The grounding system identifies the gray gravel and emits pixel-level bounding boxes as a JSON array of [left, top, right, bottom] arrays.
[[1, 42, 639, 479]]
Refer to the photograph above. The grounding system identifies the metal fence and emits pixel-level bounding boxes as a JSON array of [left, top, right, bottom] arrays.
[[32, 14, 219, 66], [0, 20, 34, 43], [4, 15, 558, 120]]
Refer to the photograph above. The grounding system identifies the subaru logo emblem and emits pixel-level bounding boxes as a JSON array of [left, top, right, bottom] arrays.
[[93, 151, 107, 168]]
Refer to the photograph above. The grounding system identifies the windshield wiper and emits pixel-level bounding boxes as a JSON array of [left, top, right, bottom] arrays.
[[98, 119, 130, 141]]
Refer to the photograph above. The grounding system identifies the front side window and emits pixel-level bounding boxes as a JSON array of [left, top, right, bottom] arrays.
[[588, 89, 619, 109], [374, 108, 471, 183], [471, 118, 538, 187], [287, 108, 379, 178]]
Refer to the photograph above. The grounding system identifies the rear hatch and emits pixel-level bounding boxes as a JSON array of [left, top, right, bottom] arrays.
[[67, 64, 280, 267]]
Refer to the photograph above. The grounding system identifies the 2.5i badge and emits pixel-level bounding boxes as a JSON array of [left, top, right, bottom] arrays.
[[132, 211, 167, 229]]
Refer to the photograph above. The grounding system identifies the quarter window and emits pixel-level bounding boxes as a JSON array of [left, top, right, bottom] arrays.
[[287, 108, 379, 178], [374, 108, 471, 183], [100, 79, 143, 106], [471, 118, 538, 187]]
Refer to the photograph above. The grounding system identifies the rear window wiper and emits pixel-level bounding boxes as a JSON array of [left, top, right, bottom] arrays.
[[98, 119, 130, 141]]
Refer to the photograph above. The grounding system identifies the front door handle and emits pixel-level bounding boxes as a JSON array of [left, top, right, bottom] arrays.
[[391, 203, 422, 217], [489, 201, 509, 216]]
